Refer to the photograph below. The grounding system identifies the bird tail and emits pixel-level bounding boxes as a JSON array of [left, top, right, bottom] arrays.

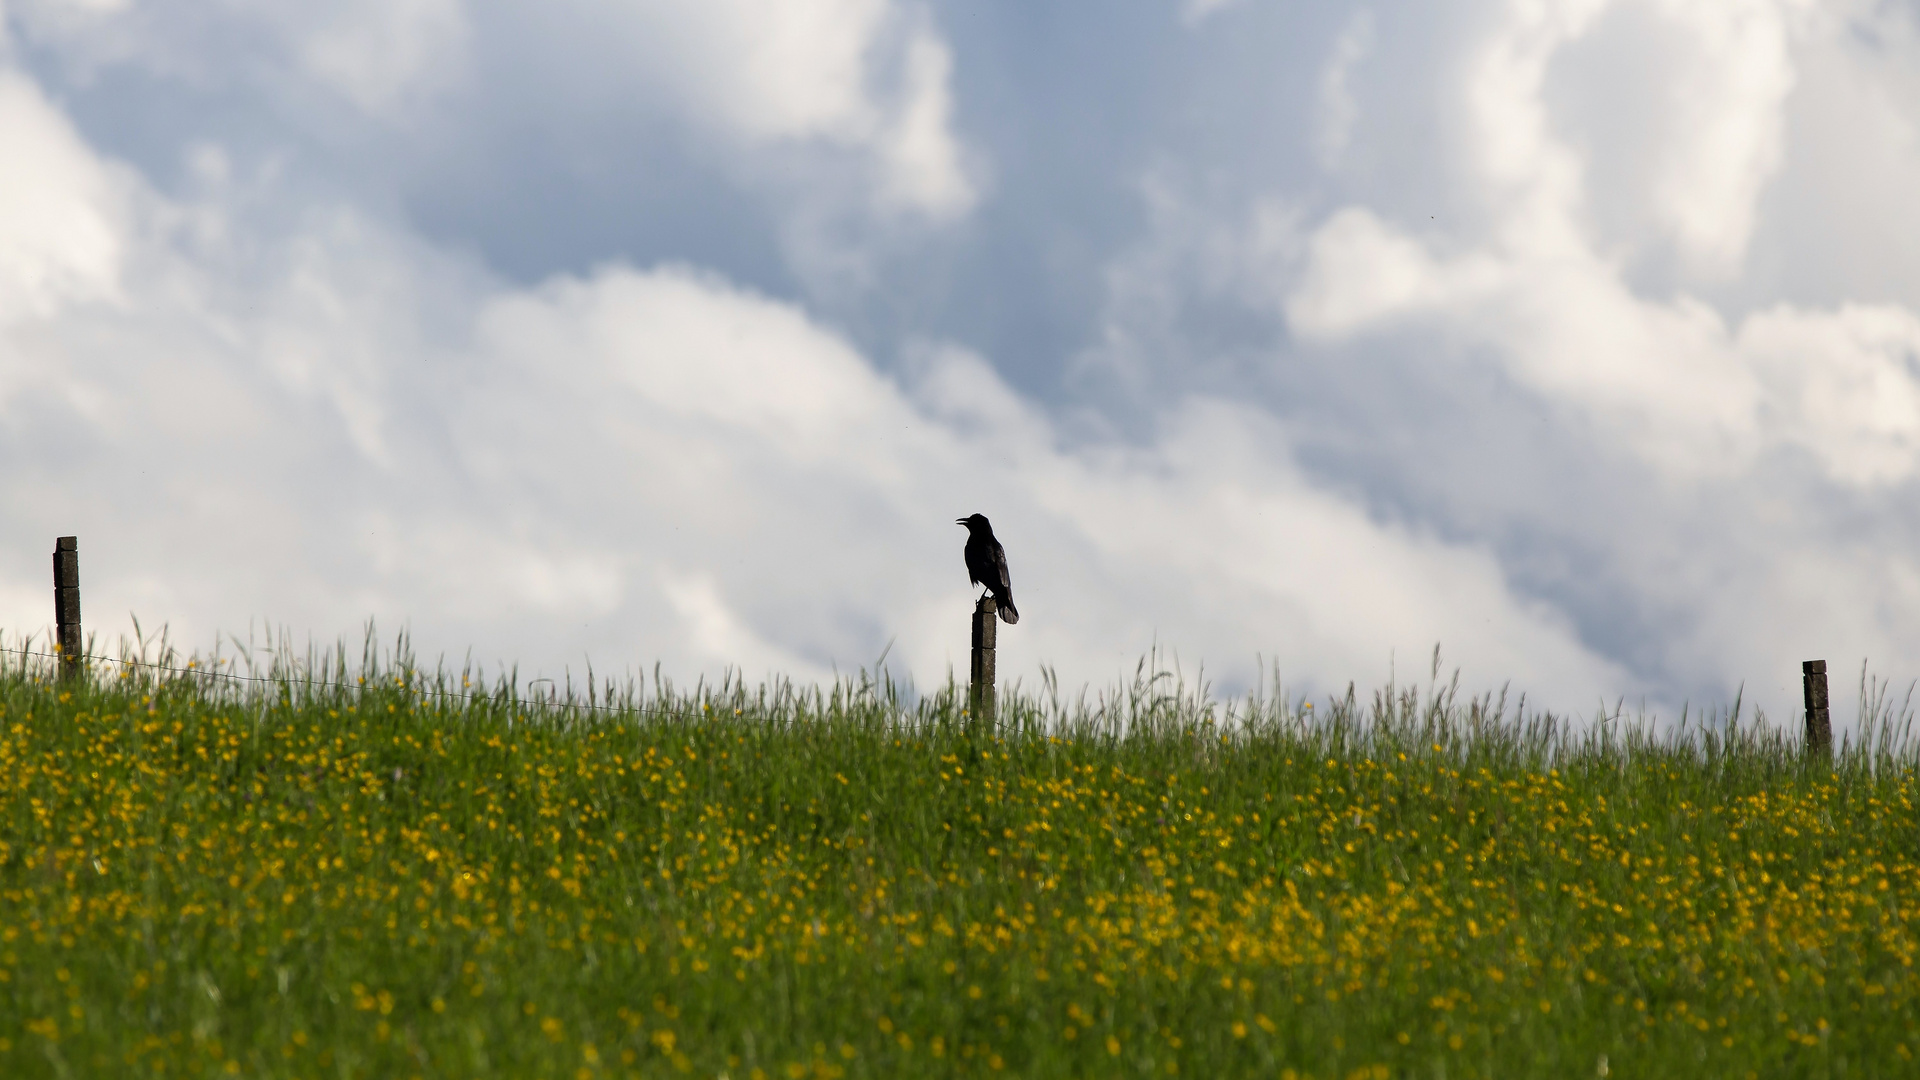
[[997, 593, 1019, 624]]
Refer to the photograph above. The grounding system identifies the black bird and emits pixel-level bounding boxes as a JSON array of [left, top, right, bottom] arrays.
[[957, 513, 1019, 624]]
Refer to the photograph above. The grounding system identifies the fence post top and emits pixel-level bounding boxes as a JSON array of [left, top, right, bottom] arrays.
[[1802, 659, 1826, 675], [56, 536, 77, 551]]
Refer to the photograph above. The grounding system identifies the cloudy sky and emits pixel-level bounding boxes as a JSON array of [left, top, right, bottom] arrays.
[[5, 0, 1920, 724]]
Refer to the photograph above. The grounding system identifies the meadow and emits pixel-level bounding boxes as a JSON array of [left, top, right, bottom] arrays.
[[1, 636, 1917, 1079]]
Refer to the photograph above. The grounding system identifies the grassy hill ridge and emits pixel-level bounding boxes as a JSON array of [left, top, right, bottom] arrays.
[[1, 639, 1916, 1078]]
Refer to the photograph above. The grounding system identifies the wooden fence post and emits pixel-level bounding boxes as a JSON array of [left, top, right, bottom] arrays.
[[1802, 659, 1831, 757], [969, 596, 997, 724], [54, 536, 82, 682]]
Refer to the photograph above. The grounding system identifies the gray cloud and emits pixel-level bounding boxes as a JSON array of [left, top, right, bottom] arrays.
[[4, 0, 1920, 728]]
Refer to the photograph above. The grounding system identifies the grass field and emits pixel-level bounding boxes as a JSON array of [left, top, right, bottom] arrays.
[[2, 636, 1918, 1079]]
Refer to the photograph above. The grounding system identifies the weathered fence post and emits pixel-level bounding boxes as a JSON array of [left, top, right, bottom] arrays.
[[969, 595, 997, 724], [1802, 659, 1831, 757], [54, 536, 82, 682]]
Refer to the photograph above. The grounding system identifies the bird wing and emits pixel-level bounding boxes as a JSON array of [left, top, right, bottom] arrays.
[[994, 541, 1012, 593]]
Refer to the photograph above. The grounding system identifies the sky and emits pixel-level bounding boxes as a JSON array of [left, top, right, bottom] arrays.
[[5, 0, 1920, 727]]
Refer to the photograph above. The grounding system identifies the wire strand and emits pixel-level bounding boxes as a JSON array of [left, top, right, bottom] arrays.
[[0, 644, 633, 714]]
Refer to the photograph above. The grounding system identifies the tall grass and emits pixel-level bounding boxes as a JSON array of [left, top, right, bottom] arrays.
[[2, 631, 1916, 1078]]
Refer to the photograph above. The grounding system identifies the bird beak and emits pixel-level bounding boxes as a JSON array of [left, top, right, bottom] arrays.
[[955, 518, 966, 526]]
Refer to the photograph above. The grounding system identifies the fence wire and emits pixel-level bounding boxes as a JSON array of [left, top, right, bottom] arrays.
[[0, 643, 634, 716]]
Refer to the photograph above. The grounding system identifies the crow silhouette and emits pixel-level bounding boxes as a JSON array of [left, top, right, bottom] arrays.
[[957, 513, 1019, 624]]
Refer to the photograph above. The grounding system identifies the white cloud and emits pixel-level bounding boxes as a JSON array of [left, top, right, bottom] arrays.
[[627, 0, 888, 143], [474, 263, 907, 464], [0, 68, 126, 324], [1636, 0, 1803, 276], [297, 0, 469, 114], [875, 21, 972, 217], [1536, 0, 1807, 278], [610, 0, 975, 217], [1456, 0, 1606, 259], [1315, 10, 1375, 169], [0, 59, 1621, 708], [661, 571, 834, 685], [1741, 0, 1920, 308], [1290, 207, 1771, 478], [1742, 303, 1920, 487], [5, 0, 469, 118], [13, 0, 1920, 732], [453, 260, 1623, 697], [1287, 0, 1920, 489], [5, 0, 973, 221], [1180, 0, 1920, 723], [1286, 207, 1501, 337]]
